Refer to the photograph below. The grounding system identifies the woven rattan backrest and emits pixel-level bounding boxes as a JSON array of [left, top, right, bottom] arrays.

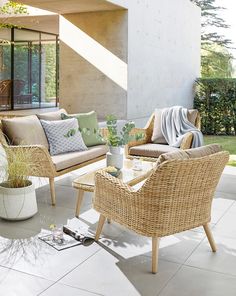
[[139, 151, 229, 236]]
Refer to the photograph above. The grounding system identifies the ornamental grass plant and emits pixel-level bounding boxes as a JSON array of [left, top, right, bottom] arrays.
[[1, 146, 37, 188]]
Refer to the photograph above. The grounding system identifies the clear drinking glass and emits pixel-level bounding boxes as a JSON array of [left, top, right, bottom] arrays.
[[133, 158, 142, 171], [52, 224, 64, 244]]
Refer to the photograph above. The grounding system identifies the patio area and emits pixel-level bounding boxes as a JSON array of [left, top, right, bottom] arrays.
[[0, 0, 236, 295], [0, 158, 236, 296]]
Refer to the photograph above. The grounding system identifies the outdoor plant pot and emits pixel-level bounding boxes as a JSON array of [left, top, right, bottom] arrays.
[[0, 181, 38, 221], [106, 146, 123, 169]]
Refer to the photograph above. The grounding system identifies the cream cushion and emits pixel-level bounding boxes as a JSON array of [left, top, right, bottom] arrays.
[[185, 144, 221, 158], [37, 109, 67, 121], [2, 115, 49, 148], [52, 145, 108, 171], [187, 109, 198, 126], [129, 143, 180, 158], [157, 144, 222, 166], [151, 109, 167, 144], [152, 109, 199, 144], [158, 150, 189, 163]]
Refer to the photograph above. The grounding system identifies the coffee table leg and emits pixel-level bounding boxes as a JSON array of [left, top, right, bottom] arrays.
[[75, 189, 84, 218]]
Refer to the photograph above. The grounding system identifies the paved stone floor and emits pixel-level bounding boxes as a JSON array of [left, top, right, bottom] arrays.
[[0, 160, 235, 296]]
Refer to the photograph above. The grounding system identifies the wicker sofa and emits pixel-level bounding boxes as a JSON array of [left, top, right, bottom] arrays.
[[125, 109, 201, 160], [0, 109, 108, 206]]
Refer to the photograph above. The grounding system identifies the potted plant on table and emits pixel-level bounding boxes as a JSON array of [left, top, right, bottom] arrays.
[[105, 115, 143, 169], [0, 146, 38, 221]]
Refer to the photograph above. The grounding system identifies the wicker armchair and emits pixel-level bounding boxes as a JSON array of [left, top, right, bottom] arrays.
[[0, 79, 32, 107], [94, 151, 229, 273], [0, 80, 11, 107], [125, 110, 201, 161]]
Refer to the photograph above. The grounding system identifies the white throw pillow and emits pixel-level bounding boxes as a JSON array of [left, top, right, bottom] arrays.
[[151, 109, 167, 144], [40, 118, 88, 156]]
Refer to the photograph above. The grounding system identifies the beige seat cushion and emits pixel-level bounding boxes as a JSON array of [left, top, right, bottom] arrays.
[[158, 150, 189, 163], [37, 109, 67, 121], [129, 143, 180, 158], [157, 144, 222, 166], [185, 144, 221, 158], [2, 115, 49, 148], [151, 108, 199, 144], [52, 145, 108, 171]]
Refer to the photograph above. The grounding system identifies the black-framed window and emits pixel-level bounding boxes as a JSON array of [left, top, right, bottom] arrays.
[[0, 27, 59, 111]]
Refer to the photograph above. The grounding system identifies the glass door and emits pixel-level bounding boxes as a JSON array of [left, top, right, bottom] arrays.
[[41, 33, 58, 108], [14, 29, 40, 109], [0, 27, 58, 111], [0, 28, 12, 110]]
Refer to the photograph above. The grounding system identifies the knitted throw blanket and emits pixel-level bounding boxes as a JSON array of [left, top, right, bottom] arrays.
[[161, 106, 204, 148]]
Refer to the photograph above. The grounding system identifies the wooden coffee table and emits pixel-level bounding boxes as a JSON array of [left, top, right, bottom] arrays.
[[72, 159, 154, 218]]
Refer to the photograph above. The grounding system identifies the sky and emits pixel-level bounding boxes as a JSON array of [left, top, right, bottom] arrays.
[[215, 0, 236, 56]]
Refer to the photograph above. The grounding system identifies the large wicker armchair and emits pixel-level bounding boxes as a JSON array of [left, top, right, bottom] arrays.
[[125, 109, 201, 161], [94, 151, 229, 273]]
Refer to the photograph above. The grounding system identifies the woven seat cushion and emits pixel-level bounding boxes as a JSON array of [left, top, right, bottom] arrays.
[[2, 115, 49, 148], [52, 145, 108, 171], [151, 109, 198, 144], [37, 109, 67, 121], [129, 143, 180, 158]]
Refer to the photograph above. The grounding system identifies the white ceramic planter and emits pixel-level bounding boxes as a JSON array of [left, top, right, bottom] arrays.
[[0, 181, 38, 221], [106, 146, 123, 169], [109, 146, 121, 155]]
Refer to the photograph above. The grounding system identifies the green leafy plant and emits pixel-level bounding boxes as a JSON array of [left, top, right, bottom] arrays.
[[106, 114, 144, 147]]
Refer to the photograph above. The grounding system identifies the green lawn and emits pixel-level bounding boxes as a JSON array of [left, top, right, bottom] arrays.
[[204, 135, 236, 167]]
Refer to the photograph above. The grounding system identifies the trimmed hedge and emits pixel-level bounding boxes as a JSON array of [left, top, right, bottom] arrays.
[[194, 78, 236, 135]]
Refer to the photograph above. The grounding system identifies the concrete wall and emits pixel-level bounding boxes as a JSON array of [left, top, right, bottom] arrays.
[[59, 10, 128, 119], [126, 0, 201, 125], [1, 0, 200, 125], [0, 15, 59, 34], [59, 0, 200, 125]]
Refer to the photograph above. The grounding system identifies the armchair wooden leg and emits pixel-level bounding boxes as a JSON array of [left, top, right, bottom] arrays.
[[152, 237, 159, 274], [203, 223, 217, 252], [49, 177, 56, 206], [95, 215, 106, 241]]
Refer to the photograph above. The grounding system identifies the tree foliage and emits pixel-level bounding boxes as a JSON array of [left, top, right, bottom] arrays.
[[194, 78, 236, 135], [0, 1, 27, 28], [190, 0, 234, 77], [201, 44, 233, 78], [190, 0, 231, 47]]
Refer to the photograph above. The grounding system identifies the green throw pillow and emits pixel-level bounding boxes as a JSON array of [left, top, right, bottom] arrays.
[[61, 111, 105, 147]]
